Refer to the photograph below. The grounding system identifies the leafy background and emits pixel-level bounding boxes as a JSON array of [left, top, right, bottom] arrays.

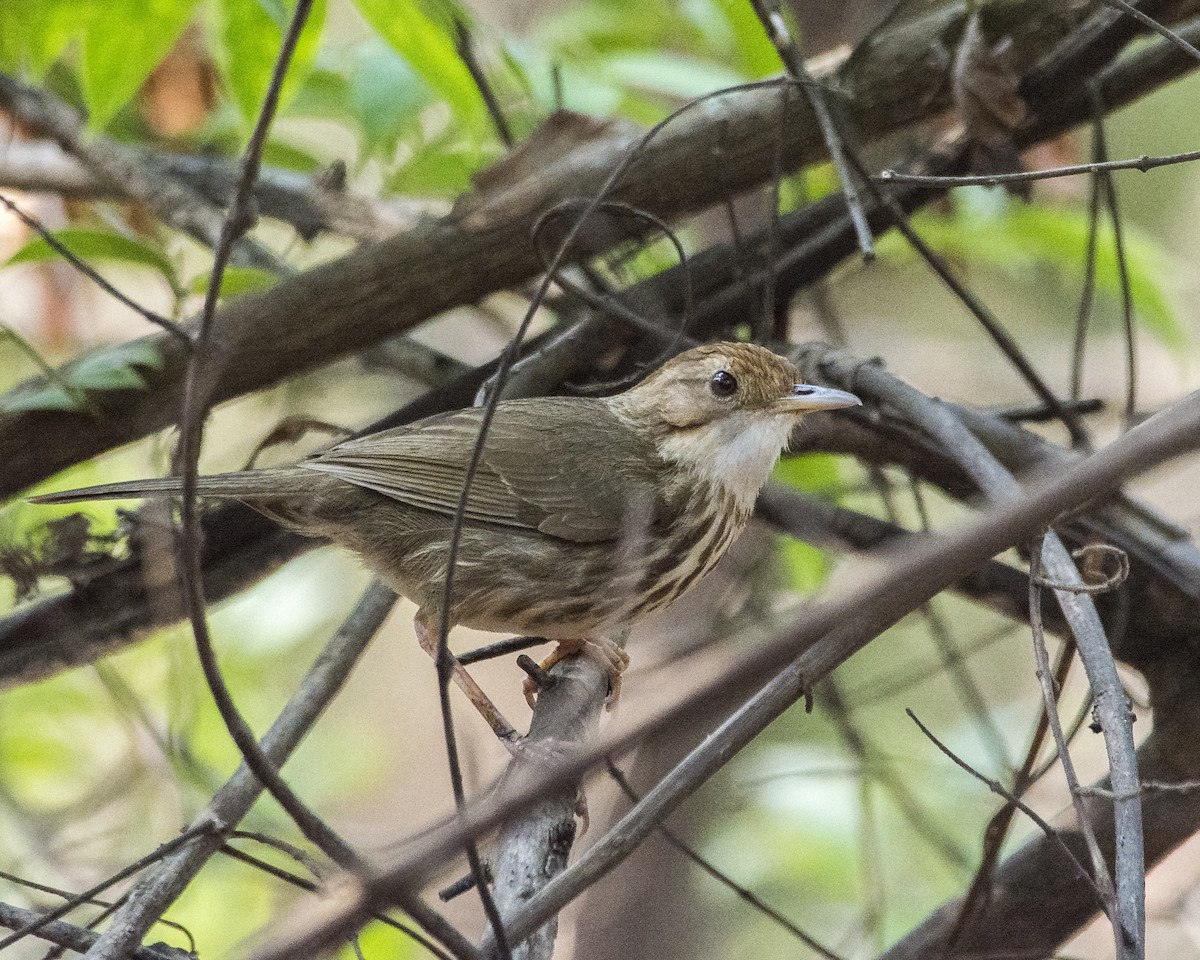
[[1, 0, 1199, 957]]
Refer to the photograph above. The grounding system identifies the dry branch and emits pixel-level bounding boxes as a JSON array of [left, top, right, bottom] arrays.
[[0, 140, 442, 242], [490, 656, 607, 959], [0, 902, 173, 960], [0, 0, 1149, 501], [76, 580, 476, 960], [249, 377, 1200, 960], [6, 4, 1200, 690]]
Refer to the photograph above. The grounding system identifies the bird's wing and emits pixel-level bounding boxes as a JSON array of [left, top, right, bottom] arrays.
[[302, 398, 665, 543]]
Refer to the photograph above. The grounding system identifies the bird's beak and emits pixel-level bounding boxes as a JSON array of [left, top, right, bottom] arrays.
[[772, 384, 863, 413]]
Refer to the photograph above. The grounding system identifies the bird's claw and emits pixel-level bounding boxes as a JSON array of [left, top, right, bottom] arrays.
[[522, 637, 630, 710]]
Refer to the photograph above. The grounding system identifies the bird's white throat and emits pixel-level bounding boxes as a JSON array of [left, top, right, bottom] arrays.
[[659, 412, 796, 513]]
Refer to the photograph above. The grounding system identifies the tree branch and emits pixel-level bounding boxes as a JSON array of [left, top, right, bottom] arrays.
[[0, 0, 1140, 500], [489, 655, 607, 959], [78, 580, 479, 960], [247, 363, 1200, 960], [0, 140, 444, 242]]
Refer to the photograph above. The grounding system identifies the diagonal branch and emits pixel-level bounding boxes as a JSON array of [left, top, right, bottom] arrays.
[[0, 73, 288, 274], [81, 579, 478, 960], [0, 0, 1140, 501], [0, 139, 444, 242], [247, 370, 1200, 960]]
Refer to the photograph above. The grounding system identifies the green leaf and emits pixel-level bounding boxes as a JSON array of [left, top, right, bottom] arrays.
[[79, 0, 203, 130], [535, 0, 677, 55], [0, 0, 84, 76], [702, 0, 782, 78], [0, 325, 94, 413], [215, 0, 327, 126], [260, 139, 323, 173], [189, 266, 278, 298], [288, 63, 354, 121], [388, 131, 497, 197], [350, 40, 432, 159], [350, 0, 486, 130], [774, 453, 842, 493], [0, 339, 167, 414], [599, 50, 747, 98], [772, 455, 841, 592], [500, 40, 625, 116], [779, 537, 829, 593], [898, 196, 1189, 355], [8, 228, 179, 292]]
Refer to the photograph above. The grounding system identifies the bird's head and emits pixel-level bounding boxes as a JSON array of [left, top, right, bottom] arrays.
[[614, 342, 861, 509]]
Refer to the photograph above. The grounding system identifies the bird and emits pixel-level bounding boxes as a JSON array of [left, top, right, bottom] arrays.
[[31, 341, 860, 744]]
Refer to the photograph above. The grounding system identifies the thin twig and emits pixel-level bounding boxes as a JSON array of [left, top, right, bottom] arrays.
[[822, 678, 972, 870], [0, 902, 172, 960], [1071, 143, 1104, 410], [878, 146, 1200, 187], [0, 822, 217, 950], [454, 20, 515, 148], [605, 760, 845, 960], [458, 636, 548, 666], [860, 152, 1091, 447], [747, 0, 874, 258], [0, 870, 192, 949], [0, 193, 188, 342], [905, 709, 1110, 911], [1001, 398, 1104, 423], [1028, 695, 1094, 784], [842, 623, 1016, 704], [1079, 779, 1200, 798], [173, 0, 362, 877], [530, 199, 696, 354], [1088, 86, 1138, 430], [945, 640, 1078, 950], [0, 140, 443, 242], [760, 82, 790, 339], [909, 476, 1011, 770], [228, 830, 326, 879], [1096, 0, 1200, 61], [38, 899, 121, 960], [1028, 538, 1119, 921], [1030, 543, 1130, 595], [218, 843, 452, 960]]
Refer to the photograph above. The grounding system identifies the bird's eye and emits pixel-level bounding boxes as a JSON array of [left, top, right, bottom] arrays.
[[709, 370, 738, 398]]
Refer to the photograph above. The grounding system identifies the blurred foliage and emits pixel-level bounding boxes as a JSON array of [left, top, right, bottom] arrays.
[[1, 0, 1199, 957], [8, 227, 183, 297], [0, 339, 166, 414], [892, 188, 1189, 355]]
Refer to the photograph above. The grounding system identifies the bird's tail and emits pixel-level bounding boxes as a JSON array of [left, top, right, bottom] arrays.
[[28, 468, 310, 506]]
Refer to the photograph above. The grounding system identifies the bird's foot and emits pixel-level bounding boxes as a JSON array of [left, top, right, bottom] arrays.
[[414, 617, 522, 744], [522, 637, 630, 710]]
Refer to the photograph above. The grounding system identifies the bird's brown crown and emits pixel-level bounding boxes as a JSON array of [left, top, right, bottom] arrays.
[[613, 341, 801, 430]]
